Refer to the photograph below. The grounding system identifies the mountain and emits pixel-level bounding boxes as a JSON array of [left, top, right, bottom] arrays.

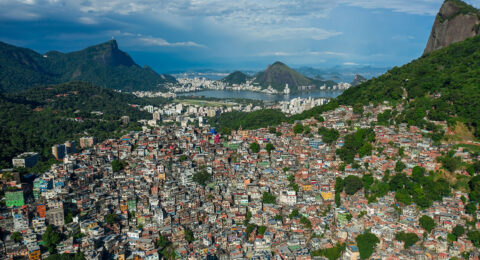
[[222, 71, 251, 85], [294, 67, 325, 80], [424, 0, 480, 54], [0, 41, 58, 91], [0, 82, 164, 168], [295, 66, 389, 83], [209, 1, 480, 138], [351, 74, 367, 86], [0, 40, 177, 93], [253, 61, 336, 92]]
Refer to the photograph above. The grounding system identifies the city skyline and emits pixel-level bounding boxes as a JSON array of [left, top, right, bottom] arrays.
[[2, 0, 479, 72]]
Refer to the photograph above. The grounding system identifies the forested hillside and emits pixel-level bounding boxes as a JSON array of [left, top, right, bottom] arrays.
[[0, 82, 162, 168], [338, 35, 480, 137]]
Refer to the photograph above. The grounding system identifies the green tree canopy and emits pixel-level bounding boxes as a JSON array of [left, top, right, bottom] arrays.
[[344, 175, 363, 195], [265, 143, 275, 154], [250, 142, 260, 153], [289, 209, 301, 219], [105, 213, 120, 225], [258, 225, 267, 235], [419, 215, 435, 233], [468, 230, 480, 248], [262, 192, 276, 204], [111, 160, 127, 172], [356, 232, 380, 259], [293, 123, 304, 134], [43, 225, 61, 253], [318, 127, 340, 144], [192, 168, 211, 186], [395, 232, 420, 249], [11, 232, 22, 243], [184, 227, 195, 243]]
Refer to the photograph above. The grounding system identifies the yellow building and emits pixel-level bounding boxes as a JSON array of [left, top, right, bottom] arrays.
[[303, 185, 313, 191], [321, 192, 334, 201], [238, 130, 249, 139], [158, 173, 166, 181]]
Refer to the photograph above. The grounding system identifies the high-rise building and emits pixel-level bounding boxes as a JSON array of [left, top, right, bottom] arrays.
[[52, 140, 76, 160], [121, 116, 130, 125], [12, 152, 39, 168], [46, 207, 64, 227], [65, 140, 76, 154], [175, 104, 183, 114], [80, 137, 97, 148], [144, 105, 154, 113], [52, 144, 66, 160], [153, 111, 161, 121]]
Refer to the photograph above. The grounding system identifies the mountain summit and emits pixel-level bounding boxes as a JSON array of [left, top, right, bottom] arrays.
[[253, 61, 335, 93], [424, 0, 480, 55], [64, 39, 136, 67], [0, 40, 176, 92], [222, 71, 251, 85], [351, 74, 366, 87]]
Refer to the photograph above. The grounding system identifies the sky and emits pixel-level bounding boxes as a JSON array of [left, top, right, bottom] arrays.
[[1, 0, 480, 73]]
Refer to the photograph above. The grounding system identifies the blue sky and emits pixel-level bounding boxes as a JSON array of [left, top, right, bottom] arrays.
[[1, 0, 479, 73]]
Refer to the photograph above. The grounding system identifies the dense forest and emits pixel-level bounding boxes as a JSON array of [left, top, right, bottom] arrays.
[[208, 109, 287, 132], [221, 71, 251, 85], [0, 82, 161, 168], [338, 35, 480, 137], [208, 101, 339, 131]]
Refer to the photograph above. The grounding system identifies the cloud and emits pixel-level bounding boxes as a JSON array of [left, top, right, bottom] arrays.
[[391, 35, 416, 40], [78, 17, 97, 25], [256, 27, 342, 41], [139, 36, 205, 48], [258, 52, 297, 57], [0, 0, 340, 41], [343, 62, 359, 66], [337, 0, 443, 15], [310, 51, 348, 56], [259, 50, 348, 57]]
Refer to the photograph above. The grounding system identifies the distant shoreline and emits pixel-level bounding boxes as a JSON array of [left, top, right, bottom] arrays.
[[176, 89, 344, 102]]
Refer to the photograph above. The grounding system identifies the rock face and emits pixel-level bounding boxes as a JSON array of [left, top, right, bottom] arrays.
[[424, 0, 480, 55], [351, 74, 366, 87]]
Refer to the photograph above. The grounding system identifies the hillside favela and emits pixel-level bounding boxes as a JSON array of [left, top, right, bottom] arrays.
[[2, 0, 480, 259]]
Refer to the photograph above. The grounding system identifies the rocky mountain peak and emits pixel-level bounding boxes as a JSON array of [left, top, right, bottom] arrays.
[[424, 0, 480, 55]]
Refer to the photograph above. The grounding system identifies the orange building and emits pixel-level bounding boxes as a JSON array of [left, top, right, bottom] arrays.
[[29, 250, 41, 260], [36, 204, 46, 218]]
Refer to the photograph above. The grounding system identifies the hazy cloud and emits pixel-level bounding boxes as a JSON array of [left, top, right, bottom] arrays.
[[338, 0, 442, 15], [139, 36, 206, 48], [1, 0, 480, 71], [259, 50, 348, 57]]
